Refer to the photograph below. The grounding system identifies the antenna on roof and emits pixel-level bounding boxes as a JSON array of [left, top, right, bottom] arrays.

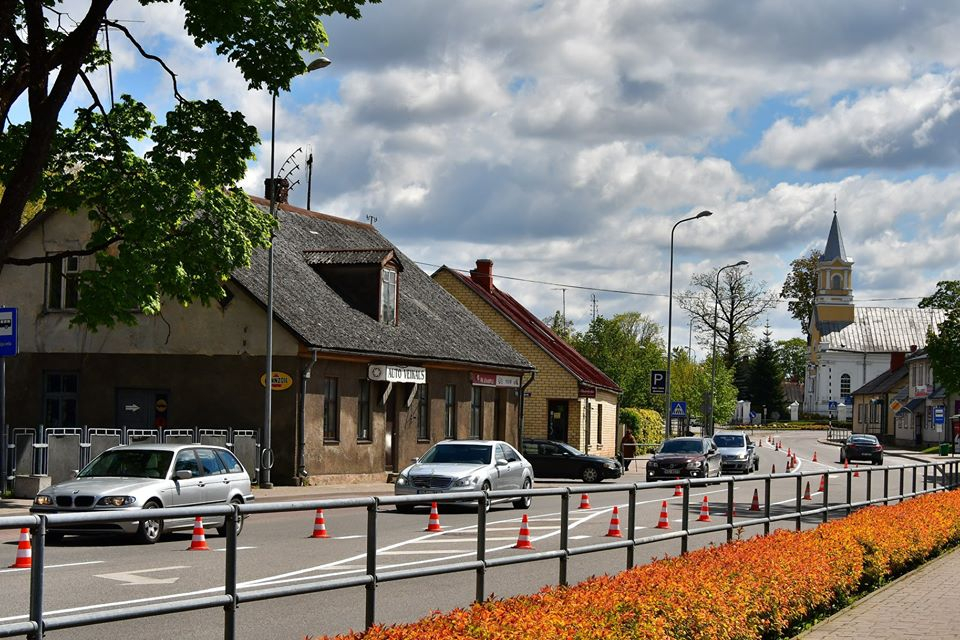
[[366, 214, 378, 226], [834, 195, 838, 214]]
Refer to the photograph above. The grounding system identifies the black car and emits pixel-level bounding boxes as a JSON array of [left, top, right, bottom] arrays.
[[521, 440, 623, 483], [646, 437, 722, 481], [840, 434, 884, 465]]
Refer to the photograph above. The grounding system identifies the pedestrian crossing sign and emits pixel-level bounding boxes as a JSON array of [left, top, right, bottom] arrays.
[[670, 401, 687, 418]]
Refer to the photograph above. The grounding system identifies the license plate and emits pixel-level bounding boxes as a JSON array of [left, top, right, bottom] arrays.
[[417, 489, 438, 494]]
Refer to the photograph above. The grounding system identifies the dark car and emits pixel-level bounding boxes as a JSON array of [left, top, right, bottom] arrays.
[[646, 437, 722, 481], [521, 440, 622, 483], [840, 434, 884, 465]]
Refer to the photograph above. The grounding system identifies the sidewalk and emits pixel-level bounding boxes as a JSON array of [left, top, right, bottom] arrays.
[[797, 546, 960, 639]]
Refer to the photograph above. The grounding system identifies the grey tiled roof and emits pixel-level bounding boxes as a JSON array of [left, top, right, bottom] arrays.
[[818, 307, 946, 353], [233, 198, 533, 370], [303, 249, 399, 267], [852, 366, 907, 395]]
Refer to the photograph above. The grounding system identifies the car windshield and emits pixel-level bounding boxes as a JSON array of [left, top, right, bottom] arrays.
[[557, 442, 583, 455], [850, 436, 878, 445], [659, 440, 704, 454], [713, 435, 745, 448], [78, 449, 173, 479], [419, 443, 493, 465]]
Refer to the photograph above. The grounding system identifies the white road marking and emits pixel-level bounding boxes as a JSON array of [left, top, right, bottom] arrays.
[[96, 566, 187, 586], [215, 546, 256, 551], [0, 560, 104, 574]]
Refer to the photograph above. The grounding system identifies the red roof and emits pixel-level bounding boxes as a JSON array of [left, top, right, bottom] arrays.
[[440, 264, 621, 393]]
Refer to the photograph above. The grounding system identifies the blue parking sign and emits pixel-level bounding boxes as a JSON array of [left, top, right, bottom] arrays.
[[0, 308, 16, 357]]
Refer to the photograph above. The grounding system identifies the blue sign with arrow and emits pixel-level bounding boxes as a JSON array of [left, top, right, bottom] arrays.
[[670, 401, 687, 418]]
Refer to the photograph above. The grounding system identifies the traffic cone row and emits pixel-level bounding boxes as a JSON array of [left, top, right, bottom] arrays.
[[656, 500, 671, 529], [513, 514, 534, 549], [697, 496, 711, 522], [605, 506, 622, 538], [8, 528, 31, 568], [750, 488, 760, 511], [792, 453, 798, 469], [310, 508, 330, 538], [425, 502, 443, 532], [187, 516, 210, 551], [578, 493, 591, 510]]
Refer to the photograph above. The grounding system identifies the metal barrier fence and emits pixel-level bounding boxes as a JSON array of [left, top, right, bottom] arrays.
[[1, 460, 957, 640], [827, 426, 852, 442]]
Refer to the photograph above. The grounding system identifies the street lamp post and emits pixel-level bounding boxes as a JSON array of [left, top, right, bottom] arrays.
[[665, 210, 713, 440], [262, 56, 331, 489], [707, 260, 748, 435]]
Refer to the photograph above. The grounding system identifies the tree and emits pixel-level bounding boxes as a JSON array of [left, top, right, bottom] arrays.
[[0, 1, 377, 328], [745, 323, 788, 420], [919, 281, 960, 393], [781, 249, 823, 336], [572, 312, 664, 410], [667, 348, 737, 427], [776, 337, 808, 382], [676, 264, 777, 369], [543, 310, 574, 343]]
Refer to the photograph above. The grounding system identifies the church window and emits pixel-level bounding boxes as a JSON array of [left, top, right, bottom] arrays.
[[840, 373, 851, 397], [831, 274, 843, 290]]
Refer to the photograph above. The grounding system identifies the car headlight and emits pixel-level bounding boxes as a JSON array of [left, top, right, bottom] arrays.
[[735, 453, 748, 460], [604, 461, 618, 469], [97, 496, 137, 507], [34, 495, 53, 506], [686, 461, 702, 470], [453, 476, 478, 488], [647, 461, 658, 468], [395, 474, 408, 486]]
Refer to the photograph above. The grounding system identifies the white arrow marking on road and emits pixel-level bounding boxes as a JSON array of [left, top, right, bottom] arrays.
[[96, 566, 187, 586]]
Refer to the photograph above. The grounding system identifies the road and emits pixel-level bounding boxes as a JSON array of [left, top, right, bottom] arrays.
[[0, 431, 935, 639]]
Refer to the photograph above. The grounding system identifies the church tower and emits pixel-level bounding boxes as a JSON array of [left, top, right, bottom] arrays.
[[814, 211, 854, 323]]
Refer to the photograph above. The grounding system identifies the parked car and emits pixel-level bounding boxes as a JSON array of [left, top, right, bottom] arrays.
[[645, 437, 722, 481], [521, 439, 622, 483], [840, 434, 884, 465], [712, 432, 759, 474], [30, 443, 254, 544], [394, 440, 534, 512]]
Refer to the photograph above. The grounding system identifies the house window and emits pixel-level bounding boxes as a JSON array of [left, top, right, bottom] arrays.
[[444, 384, 456, 439], [417, 385, 429, 441], [831, 274, 842, 289], [380, 268, 397, 324], [358, 380, 371, 442], [470, 387, 482, 439], [46, 255, 80, 310], [324, 377, 339, 442], [597, 404, 603, 444], [840, 374, 851, 397], [43, 372, 79, 428]]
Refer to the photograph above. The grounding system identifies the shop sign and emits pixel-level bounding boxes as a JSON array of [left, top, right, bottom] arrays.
[[368, 364, 427, 384], [471, 373, 521, 388], [260, 371, 293, 390], [578, 385, 596, 398]]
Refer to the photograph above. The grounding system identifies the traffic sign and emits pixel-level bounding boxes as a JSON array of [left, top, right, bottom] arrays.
[[0, 307, 16, 357], [934, 406, 945, 426], [670, 401, 687, 418], [828, 400, 838, 411], [650, 370, 666, 394]]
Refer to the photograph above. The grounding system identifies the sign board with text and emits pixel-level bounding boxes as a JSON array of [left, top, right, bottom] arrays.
[[0, 307, 16, 357], [471, 372, 521, 388], [650, 370, 666, 394], [368, 364, 427, 384]]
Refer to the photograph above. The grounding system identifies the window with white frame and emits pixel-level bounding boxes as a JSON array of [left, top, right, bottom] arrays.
[[840, 373, 851, 397], [470, 386, 482, 439], [380, 268, 397, 324], [46, 255, 80, 310]]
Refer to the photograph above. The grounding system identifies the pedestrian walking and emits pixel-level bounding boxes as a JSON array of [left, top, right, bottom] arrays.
[[621, 429, 637, 470]]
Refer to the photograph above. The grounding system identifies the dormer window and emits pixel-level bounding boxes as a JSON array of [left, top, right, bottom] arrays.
[[380, 267, 397, 325]]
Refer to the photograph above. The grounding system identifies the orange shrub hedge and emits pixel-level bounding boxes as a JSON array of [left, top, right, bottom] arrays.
[[314, 489, 960, 640]]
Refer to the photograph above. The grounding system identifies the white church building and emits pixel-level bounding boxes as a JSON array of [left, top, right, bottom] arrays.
[[803, 213, 944, 416]]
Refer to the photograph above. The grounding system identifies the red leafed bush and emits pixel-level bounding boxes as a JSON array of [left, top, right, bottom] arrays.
[[311, 489, 960, 640]]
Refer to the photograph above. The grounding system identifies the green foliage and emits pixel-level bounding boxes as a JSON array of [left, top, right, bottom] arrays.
[[920, 281, 960, 394], [744, 323, 788, 419], [572, 312, 665, 410], [776, 337, 808, 382], [620, 407, 664, 444], [667, 349, 738, 425], [543, 310, 574, 343], [781, 249, 822, 336], [0, 0, 378, 328]]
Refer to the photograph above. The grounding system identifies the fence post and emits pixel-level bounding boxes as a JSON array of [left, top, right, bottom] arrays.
[[726, 480, 734, 542], [845, 469, 852, 515], [865, 468, 872, 504], [223, 503, 239, 640], [763, 476, 772, 534], [475, 494, 487, 603], [559, 491, 569, 586], [912, 465, 918, 497], [680, 482, 690, 555], [365, 499, 378, 629], [822, 473, 829, 523], [795, 475, 802, 531], [626, 486, 636, 569], [27, 519, 46, 640]]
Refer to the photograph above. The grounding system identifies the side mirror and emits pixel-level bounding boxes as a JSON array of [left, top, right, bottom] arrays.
[[176, 469, 193, 480], [71, 469, 79, 479], [410, 458, 419, 464], [496, 458, 508, 466]]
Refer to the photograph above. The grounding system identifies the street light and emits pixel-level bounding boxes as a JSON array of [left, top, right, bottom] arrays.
[[707, 260, 748, 435], [262, 56, 331, 489], [664, 210, 712, 440]]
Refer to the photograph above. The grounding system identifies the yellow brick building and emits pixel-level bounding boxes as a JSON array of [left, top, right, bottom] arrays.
[[433, 260, 622, 458]]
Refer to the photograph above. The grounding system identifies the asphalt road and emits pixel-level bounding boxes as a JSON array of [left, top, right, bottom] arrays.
[[0, 431, 938, 639]]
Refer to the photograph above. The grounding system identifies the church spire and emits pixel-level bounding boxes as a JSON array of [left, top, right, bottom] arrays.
[[820, 211, 847, 262], [814, 208, 854, 324]]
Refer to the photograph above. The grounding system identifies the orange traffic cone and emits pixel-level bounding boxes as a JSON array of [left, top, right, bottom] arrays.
[[843, 460, 849, 469], [853, 466, 860, 478], [425, 502, 443, 532], [803, 481, 813, 500], [819, 474, 826, 492], [578, 493, 591, 509], [513, 514, 534, 549], [792, 454, 798, 469], [776, 441, 781, 450], [673, 479, 683, 497], [605, 506, 623, 537], [772, 463, 777, 474], [656, 500, 670, 529], [786, 456, 793, 471], [697, 496, 711, 522], [8, 528, 31, 568], [812, 451, 818, 462], [750, 488, 760, 511], [310, 508, 330, 538], [187, 517, 210, 551]]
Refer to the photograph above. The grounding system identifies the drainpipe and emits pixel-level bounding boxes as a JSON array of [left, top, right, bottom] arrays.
[[297, 350, 319, 484], [517, 371, 535, 445]]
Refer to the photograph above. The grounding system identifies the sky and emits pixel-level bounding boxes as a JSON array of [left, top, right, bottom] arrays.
[[39, 1, 960, 358]]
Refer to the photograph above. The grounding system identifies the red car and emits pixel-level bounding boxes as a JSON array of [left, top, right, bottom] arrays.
[[840, 434, 884, 465]]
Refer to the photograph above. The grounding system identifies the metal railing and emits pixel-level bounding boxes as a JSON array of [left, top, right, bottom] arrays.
[[827, 426, 852, 442], [1, 459, 957, 640]]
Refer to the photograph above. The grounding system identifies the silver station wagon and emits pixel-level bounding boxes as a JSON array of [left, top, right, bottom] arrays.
[[31, 443, 254, 544]]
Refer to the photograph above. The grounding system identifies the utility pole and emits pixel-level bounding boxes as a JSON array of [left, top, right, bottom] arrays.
[[591, 294, 598, 321], [552, 288, 567, 328]]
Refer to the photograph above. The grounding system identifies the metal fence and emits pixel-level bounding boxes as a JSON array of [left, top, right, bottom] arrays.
[[1, 459, 957, 640]]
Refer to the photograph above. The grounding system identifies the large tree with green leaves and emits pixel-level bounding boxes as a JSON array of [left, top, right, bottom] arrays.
[[919, 281, 960, 393], [0, 0, 377, 328], [744, 323, 788, 420], [781, 248, 822, 336], [776, 337, 808, 382], [676, 264, 777, 369]]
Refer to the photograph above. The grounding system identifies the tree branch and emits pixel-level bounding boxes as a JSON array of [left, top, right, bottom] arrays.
[[105, 19, 185, 103], [5, 234, 121, 266]]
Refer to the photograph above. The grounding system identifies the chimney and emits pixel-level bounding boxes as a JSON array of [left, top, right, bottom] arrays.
[[910, 344, 918, 352], [470, 259, 494, 292], [890, 352, 905, 371]]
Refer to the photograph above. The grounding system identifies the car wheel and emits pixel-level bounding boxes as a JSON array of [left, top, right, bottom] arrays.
[[581, 466, 600, 483], [216, 498, 245, 537], [874, 456, 883, 466], [513, 478, 532, 510], [481, 481, 492, 512], [136, 501, 163, 544]]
